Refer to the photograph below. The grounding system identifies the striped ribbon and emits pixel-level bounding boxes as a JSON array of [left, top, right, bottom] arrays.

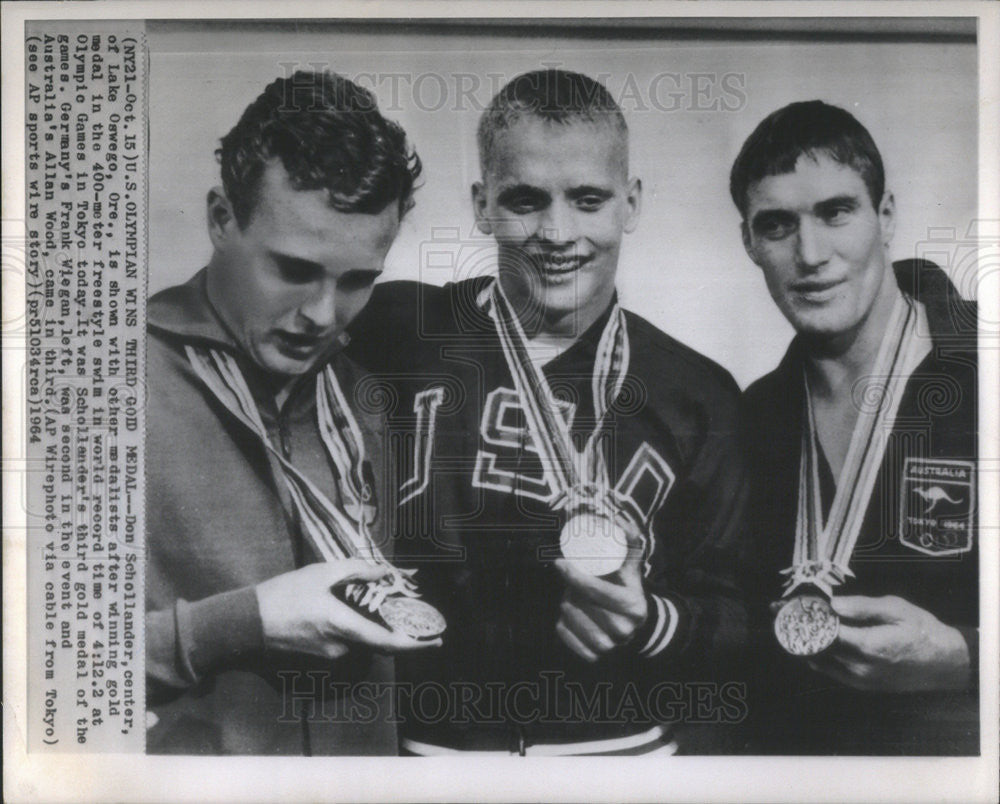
[[478, 279, 630, 509], [185, 345, 417, 608], [784, 293, 927, 597]]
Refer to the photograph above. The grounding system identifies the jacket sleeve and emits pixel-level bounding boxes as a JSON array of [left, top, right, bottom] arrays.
[[628, 377, 752, 680], [146, 586, 265, 704]]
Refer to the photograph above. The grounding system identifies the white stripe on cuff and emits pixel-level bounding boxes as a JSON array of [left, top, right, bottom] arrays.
[[638, 595, 667, 656], [401, 725, 677, 756], [639, 595, 679, 658]]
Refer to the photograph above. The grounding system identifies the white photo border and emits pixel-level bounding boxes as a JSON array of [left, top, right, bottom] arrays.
[[3, 2, 998, 802]]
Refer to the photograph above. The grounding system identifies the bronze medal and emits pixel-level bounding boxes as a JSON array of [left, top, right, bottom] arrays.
[[777, 297, 921, 655], [559, 510, 628, 577], [773, 594, 839, 656], [379, 595, 447, 640]]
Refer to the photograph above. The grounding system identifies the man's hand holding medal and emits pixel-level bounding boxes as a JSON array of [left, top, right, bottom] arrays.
[[486, 282, 655, 663], [555, 511, 649, 662], [802, 595, 971, 692], [186, 347, 447, 657], [256, 561, 444, 659]]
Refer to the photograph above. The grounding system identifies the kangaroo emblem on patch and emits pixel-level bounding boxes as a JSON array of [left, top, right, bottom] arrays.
[[900, 458, 975, 556]]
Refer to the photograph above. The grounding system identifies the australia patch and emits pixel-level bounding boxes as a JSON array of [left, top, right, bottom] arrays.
[[899, 458, 975, 556]]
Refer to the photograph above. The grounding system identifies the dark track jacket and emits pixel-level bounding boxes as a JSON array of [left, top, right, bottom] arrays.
[[741, 260, 979, 755], [349, 277, 751, 751]]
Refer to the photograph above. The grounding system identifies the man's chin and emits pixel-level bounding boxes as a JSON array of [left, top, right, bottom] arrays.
[[792, 316, 856, 346], [784, 302, 853, 341], [256, 347, 322, 377], [536, 283, 589, 314]]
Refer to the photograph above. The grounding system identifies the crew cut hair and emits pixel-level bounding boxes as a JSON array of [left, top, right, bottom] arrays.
[[729, 100, 885, 219], [477, 69, 628, 176], [217, 70, 422, 227]]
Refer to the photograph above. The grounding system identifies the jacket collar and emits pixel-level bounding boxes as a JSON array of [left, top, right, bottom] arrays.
[[893, 258, 975, 341], [776, 258, 973, 376], [147, 268, 239, 351]]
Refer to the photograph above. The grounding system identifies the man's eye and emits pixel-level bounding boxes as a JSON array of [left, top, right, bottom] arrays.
[[339, 272, 378, 291], [505, 197, 540, 214], [821, 206, 853, 225], [576, 196, 606, 212], [756, 219, 796, 241], [276, 261, 317, 283]]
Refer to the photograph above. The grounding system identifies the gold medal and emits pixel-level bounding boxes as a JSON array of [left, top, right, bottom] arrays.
[[378, 595, 447, 641], [773, 593, 839, 656], [559, 509, 629, 577]]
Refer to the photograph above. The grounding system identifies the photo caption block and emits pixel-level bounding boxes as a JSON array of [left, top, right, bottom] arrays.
[[24, 21, 148, 752]]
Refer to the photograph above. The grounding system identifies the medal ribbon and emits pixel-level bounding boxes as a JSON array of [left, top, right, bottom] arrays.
[[784, 294, 927, 597], [478, 279, 630, 509], [185, 345, 417, 609]]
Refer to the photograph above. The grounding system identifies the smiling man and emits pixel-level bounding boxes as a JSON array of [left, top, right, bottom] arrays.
[[350, 69, 749, 755], [145, 71, 439, 755], [733, 101, 978, 754]]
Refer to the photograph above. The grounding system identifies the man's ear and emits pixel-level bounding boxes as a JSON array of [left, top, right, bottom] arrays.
[[207, 187, 239, 248], [878, 190, 896, 248], [471, 181, 493, 236], [623, 177, 642, 234]]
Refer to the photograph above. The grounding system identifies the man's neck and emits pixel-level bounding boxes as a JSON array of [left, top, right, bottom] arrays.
[[497, 271, 613, 349], [804, 272, 904, 401], [272, 378, 298, 410]]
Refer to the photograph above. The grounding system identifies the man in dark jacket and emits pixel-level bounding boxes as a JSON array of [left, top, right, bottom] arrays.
[[350, 69, 750, 755], [733, 101, 978, 754]]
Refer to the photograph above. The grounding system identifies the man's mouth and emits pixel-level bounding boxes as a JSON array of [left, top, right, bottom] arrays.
[[791, 278, 844, 302], [534, 252, 589, 276], [274, 331, 329, 357]]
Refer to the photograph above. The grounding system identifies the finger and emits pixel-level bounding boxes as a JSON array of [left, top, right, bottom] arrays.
[[386, 636, 444, 652], [830, 595, 907, 624], [616, 514, 646, 553], [327, 597, 437, 652], [554, 559, 639, 614], [556, 619, 599, 663], [808, 652, 873, 690], [806, 656, 860, 688], [559, 598, 616, 655], [603, 516, 648, 582], [808, 648, 855, 675], [565, 589, 638, 642], [324, 560, 393, 588], [830, 623, 883, 657]]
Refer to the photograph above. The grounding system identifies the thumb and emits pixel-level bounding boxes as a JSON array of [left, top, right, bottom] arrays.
[[324, 559, 393, 588], [829, 594, 901, 624], [615, 513, 645, 564]]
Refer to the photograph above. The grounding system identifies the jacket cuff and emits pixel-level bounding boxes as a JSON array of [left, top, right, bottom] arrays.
[[632, 594, 681, 658], [175, 586, 265, 683]]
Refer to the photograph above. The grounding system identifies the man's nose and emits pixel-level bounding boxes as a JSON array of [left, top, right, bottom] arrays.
[[795, 218, 831, 271], [298, 284, 338, 331], [536, 201, 578, 244]]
